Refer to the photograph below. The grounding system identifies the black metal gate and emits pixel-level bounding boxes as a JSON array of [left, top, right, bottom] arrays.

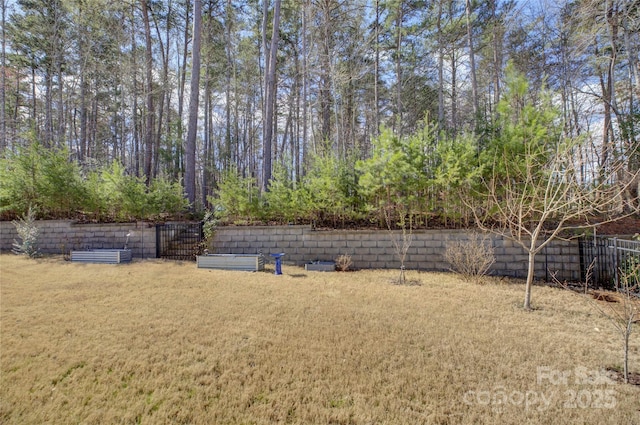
[[578, 236, 640, 290], [156, 222, 204, 261]]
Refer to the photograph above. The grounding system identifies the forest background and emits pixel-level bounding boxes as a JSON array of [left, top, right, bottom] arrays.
[[0, 0, 638, 227]]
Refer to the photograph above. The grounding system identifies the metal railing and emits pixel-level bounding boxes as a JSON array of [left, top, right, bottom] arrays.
[[156, 222, 204, 261], [578, 236, 640, 290]]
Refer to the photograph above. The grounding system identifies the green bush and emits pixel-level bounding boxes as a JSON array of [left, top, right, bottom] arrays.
[[147, 176, 189, 219], [263, 163, 301, 223], [302, 152, 361, 225], [85, 162, 148, 221], [357, 125, 434, 225], [0, 142, 189, 222], [86, 163, 188, 221], [0, 143, 87, 218], [212, 168, 262, 223]]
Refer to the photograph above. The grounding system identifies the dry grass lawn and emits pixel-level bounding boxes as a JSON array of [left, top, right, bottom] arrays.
[[1, 254, 639, 424]]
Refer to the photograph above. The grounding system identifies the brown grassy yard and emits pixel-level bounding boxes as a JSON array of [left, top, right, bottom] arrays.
[[1, 254, 639, 424]]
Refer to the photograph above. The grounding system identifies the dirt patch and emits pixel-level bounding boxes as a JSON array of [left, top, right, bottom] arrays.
[[606, 368, 640, 386], [593, 216, 640, 236]]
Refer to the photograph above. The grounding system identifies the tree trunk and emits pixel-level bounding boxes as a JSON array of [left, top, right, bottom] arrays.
[[262, 0, 281, 192], [185, 0, 202, 207], [623, 324, 630, 384], [374, 0, 381, 136], [176, 0, 191, 179], [436, 0, 444, 129], [301, 0, 309, 172], [451, 52, 457, 135], [490, 0, 501, 109], [320, 2, 331, 143], [0, 0, 5, 150], [56, 39, 64, 147], [130, 5, 141, 176], [524, 249, 536, 310], [224, 0, 233, 172], [44, 70, 53, 146], [79, 57, 88, 160], [394, 2, 403, 138], [202, 75, 211, 208], [141, 0, 155, 184], [465, 0, 479, 130], [151, 3, 171, 178]]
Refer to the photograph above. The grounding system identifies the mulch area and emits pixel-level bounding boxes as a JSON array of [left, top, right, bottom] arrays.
[[593, 216, 640, 236], [606, 368, 640, 386]]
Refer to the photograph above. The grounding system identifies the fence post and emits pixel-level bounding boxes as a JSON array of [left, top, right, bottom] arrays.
[[155, 224, 161, 258], [612, 237, 619, 288]]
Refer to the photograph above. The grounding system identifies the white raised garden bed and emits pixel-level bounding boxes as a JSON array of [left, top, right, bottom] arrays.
[[71, 249, 132, 264], [197, 254, 265, 271], [305, 261, 336, 272]]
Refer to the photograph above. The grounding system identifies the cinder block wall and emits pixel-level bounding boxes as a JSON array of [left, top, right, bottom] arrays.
[[211, 225, 581, 281], [0, 220, 156, 259], [0, 221, 580, 280]]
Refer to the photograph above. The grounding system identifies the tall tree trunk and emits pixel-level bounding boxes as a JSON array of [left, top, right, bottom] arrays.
[[56, 39, 64, 147], [465, 0, 479, 131], [90, 80, 98, 158], [319, 1, 331, 144], [451, 51, 458, 135], [151, 1, 171, 177], [141, 0, 155, 184], [597, 43, 614, 178], [293, 39, 300, 181], [374, 0, 381, 137], [301, 0, 309, 170], [31, 65, 37, 131], [394, 2, 403, 138], [436, 0, 444, 129], [224, 0, 233, 172], [79, 51, 88, 160], [491, 0, 501, 109], [164, 1, 173, 171], [131, 5, 140, 176], [202, 74, 211, 208], [262, 0, 281, 192], [622, 15, 640, 96], [185, 0, 202, 207], [44, 70, 53, 146], [1, 0, 7, 151], [176, 0, 191, 179]]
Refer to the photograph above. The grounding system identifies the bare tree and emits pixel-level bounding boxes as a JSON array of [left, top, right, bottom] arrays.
[[471, 138, 639, 310], [554, 262, 639, 384], [384, 207, 413, 285]]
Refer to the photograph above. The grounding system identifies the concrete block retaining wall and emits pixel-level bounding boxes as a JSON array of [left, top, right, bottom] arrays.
[[211, 226, 581, 281], [0, 221, 580, 281], [0, 220, 156, 259]]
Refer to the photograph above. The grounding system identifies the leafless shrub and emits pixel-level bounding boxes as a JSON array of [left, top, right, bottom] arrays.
[[383, 207, 413, 285], [444, 232, 495, 283], [12, 206, 40, 258], [552, 261, 639, 384], [335, 254, 353, 272]]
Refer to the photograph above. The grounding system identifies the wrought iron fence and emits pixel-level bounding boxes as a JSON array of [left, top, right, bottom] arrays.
[[578, 236, 640, 290], [156, 222, 204, 261]]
